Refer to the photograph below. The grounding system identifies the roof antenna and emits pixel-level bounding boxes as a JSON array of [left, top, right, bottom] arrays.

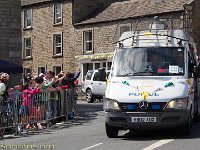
[[154, 16, 159, 20], [132, 20, 139, 46], [150, 16, 159, 32]]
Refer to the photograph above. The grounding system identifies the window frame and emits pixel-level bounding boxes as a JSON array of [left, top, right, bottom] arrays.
[[83, 30, 93, 53], [53, 66, 62, 75], [23, 9, 32, 29], [93, 72, 99, 81], [52, 32, 63, 57], [23, 68, 32, 76], [85, 70, 94, 80], [23, 37, 32, 59], [53, 3, 62, 25], [38, 66, 46, 76], [118, 24, 131, 37], [107, 62, 112, 70]]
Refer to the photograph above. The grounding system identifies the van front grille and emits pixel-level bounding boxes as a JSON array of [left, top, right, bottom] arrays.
[[119, 102, 167, 112]]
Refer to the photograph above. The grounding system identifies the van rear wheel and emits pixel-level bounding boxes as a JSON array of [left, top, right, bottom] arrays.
[[86, 89, 94, 103], [105, 122, 119, 138]]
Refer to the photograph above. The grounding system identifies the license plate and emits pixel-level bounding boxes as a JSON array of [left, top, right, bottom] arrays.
[[131, 117, 156, 123]]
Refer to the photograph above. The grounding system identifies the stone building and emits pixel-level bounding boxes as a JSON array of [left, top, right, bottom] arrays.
[[0, 0, 22, 86], [21, 0, 76, 76], [73, 0, 200, 81], [21, 0, 200, 81], [190, 0, 200, 51]]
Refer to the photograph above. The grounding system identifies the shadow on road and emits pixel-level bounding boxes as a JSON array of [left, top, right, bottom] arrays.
[[0, 101, 104, 140], [119, 122, 200, 141]]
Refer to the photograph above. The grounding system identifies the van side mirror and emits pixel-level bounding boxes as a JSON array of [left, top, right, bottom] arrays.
[[98, 68, 106, 81], [194, 66, 200, 78]]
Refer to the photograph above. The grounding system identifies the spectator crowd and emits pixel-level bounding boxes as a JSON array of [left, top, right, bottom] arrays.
[[0, 68, 80, 134]]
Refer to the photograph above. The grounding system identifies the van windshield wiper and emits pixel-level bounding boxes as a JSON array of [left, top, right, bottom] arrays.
[[118, 72, 155, 77]]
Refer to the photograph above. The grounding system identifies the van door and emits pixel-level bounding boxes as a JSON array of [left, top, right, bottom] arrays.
[[92, 72, 100, 95], [98, 81, 106, 96], [84, 70, 94, 92], [98, 71, 109, 96]]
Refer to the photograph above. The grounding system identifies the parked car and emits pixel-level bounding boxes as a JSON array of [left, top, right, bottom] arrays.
[[83, 69, 109, 103]]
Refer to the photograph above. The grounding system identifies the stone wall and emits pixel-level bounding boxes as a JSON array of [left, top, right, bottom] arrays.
[[0, 0, 22, 87], [22, 1, 77, 76], [0, 0, 21, 63], [74, 13, 183, 56], [191, 0, 200, 52]]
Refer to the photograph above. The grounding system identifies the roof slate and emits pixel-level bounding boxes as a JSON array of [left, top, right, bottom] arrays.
[[21, 0, 52, 6], [76, 0, 192, 25]]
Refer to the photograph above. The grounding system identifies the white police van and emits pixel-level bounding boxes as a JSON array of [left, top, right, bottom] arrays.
[[100, 21, 200, 138]]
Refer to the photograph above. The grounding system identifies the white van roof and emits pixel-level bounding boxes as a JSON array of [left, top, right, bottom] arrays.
[[118, 30, 192, 48]]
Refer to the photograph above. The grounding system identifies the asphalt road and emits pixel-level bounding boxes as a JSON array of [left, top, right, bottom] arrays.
[[1, 100, 200, 150]]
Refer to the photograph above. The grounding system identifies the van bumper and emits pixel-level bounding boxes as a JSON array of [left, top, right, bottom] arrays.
[[105, 110, 190, 130]]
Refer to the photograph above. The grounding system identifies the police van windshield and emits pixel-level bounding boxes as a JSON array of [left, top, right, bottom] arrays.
[[113, 47, 185, 77]]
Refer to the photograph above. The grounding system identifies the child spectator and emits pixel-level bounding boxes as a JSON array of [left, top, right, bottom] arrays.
[[34, 76, 56, 129], [19, 83, 40, 132]]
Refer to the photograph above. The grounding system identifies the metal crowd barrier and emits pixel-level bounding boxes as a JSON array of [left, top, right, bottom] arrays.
[[0, 87, 77, 136], [75, 84, 84, 100]]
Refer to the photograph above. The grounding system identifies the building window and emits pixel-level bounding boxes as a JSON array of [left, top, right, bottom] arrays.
[[38, 67, 46, 76], [24, 9, 32, 29], [24, 37, 32, 58], [54, 3, 62, 24], [53, 66, 61, 75], [23, 68, 31, 76], [83, 30, 93, 52], [119, 25, 131, 37], [93, 72, 99, 81], [53, 33, 62, 56], [107, 62, 112, 70], [95, 63, 100, 69], [103, 62, 106, 68]]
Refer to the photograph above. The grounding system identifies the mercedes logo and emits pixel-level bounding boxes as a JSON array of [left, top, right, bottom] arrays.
[[138, 101, 148, 110]]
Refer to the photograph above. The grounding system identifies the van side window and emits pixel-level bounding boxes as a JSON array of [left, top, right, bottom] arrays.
[[93, 72, 99, 81]]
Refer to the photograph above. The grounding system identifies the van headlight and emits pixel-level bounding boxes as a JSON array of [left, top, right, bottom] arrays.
[[165, 97, 188, 110], [103, 98, 121, 111]]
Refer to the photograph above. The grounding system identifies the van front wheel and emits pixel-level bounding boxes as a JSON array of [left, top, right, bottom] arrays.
[[180, 114, 192, 136], [86, 89, 94, 103], [105, 122, 119, 138]]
